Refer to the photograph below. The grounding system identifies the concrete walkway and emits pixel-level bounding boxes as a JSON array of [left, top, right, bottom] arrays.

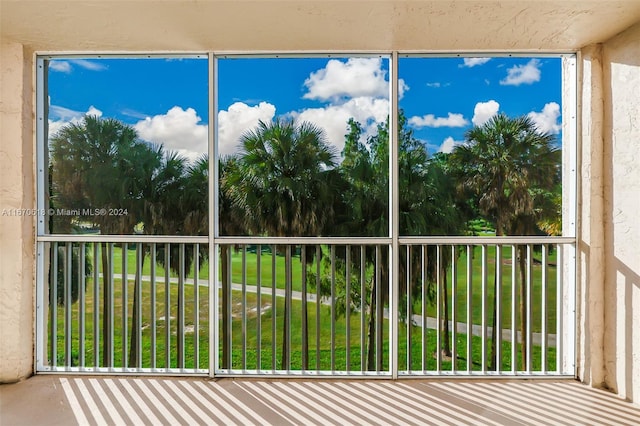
[[2, 375, 638, 425], [119, 273, 557, 347]]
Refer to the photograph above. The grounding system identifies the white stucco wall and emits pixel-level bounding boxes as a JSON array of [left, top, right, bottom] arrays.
[[601, 22, 640, 404], [0, 40, 35, 383], [577, 44, 606, 389]]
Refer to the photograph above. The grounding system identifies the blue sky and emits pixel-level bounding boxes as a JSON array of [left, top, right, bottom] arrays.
[[47, 55, 562, 161]]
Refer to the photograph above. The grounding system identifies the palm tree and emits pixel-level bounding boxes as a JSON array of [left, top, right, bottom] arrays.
[[450, 113, 559, 370], [423, 153, 469, 358], [337, 112, 464, 370], [337, 118, 388, 370], [218, 155, 248, 369], [50, 115, 159, 367], [231, 118, 337, 369]]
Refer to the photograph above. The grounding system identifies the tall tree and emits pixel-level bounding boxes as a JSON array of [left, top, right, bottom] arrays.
[[335, 112, 466, 370], [50, 115, 162, 367], [336, 118, 388, 370], [231, 118, 337, 369], [218, 155, 248, 369], [450, 113, 560, 370]]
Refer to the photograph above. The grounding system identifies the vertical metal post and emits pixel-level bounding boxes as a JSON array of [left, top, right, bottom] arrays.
[[271, 246, 277, 371], [526, 244, 533, 373], [135, 243, 143, 369], [256, 245, 262, 371], [345, 245, 351, 372], [421, 245, 427, 372], [451, 245, 458, 373], [108, 243, 115, 369], [51, 242, 58, 367], [376, 245, 383, 372], [242, 245, 247, 370], [466, 244, 473, 372], [224, 246, 232, 370], [495, 244, 503, 373], [541, 244, 548, 373], [93, 243, 99, 368], [330, 245, 336, 372], [122, 242, 128, 368], [64, 243, 72, 367], [301, 245, 307, 372], [194, 243, 200, 370], [150, 243, 156, 369], [511, 245, 517, 372], [436, 245, 442, 372], [209, 52, 218, 377], [315, 245, 321, 371], [389, 51, 400, 379], [35, 59, 48, 371], [79, 243, 86, 368], [285, 245, 292, 371], [360, 245, 366, 372], [556, 245, 563, 373], [178, 244, 186, 369], [164, 243, 171, 369], [481, 244, 487, 372], [406, 245, 411, 373]]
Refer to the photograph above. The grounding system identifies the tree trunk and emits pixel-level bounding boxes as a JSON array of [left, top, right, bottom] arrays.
[[366, 276, 376, 371], [442, 262, 451, 357], [301, 248, 309, 370], [281, 246, 292, 370], [489, 224, 503, 371], [489, 273, 498, 370], [128, 248, 144, 368], [101, 242, 111, 367], [221, 245, 231, 369], [375, 265, 386, 372], [519, 245, 527, 370]]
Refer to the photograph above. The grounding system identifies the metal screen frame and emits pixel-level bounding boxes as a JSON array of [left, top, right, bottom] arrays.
[[34, 51, 578, 378]]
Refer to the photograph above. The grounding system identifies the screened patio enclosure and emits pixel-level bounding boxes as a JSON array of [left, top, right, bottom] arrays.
[[35, 53, 577, 378]]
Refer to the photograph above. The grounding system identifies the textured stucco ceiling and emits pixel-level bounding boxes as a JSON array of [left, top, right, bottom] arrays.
[[1, 0, 640, 52]]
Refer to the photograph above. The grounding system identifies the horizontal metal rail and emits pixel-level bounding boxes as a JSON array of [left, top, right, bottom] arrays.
[[399, 236, 575, 245], [37, 236, 575, 378], [38, 235, 208, 243]]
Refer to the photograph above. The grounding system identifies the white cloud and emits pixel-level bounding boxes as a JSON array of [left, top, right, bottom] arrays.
[[303, 58, 390, 102], [472, 100, 500, 126], [86, 106, 103, 117], [48, 59, 107, 73], [215, 59, 393, 157], [49, 105, 85, 121], [462, 58, 491, 68], [291, 96, 390, 154], [426, 82, 441, 88], [408, 112, 468, 129], [71, 59, 108, 71], [500, 59, 541, 86], [48, 105, 103, 137], [217, 102, 276, 155], [439, 137, 465, 153], [49, 61, 72, 73], [398, 78, 409, 100], [527, 102, 561, 135], [134, 106, 208, 162]]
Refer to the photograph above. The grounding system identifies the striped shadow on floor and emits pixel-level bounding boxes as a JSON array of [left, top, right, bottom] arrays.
[[58, 377, 640, 425]]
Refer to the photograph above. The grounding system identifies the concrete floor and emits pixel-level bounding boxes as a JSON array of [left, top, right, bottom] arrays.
[[1, 375, 639, 425]]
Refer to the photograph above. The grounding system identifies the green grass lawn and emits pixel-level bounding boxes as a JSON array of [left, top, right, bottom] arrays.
[[104, 241, 558, 335], [47, 267, 557, 373]]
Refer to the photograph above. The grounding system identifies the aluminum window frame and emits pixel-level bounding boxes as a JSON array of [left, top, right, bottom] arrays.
[[34, 51, 578, 378]]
